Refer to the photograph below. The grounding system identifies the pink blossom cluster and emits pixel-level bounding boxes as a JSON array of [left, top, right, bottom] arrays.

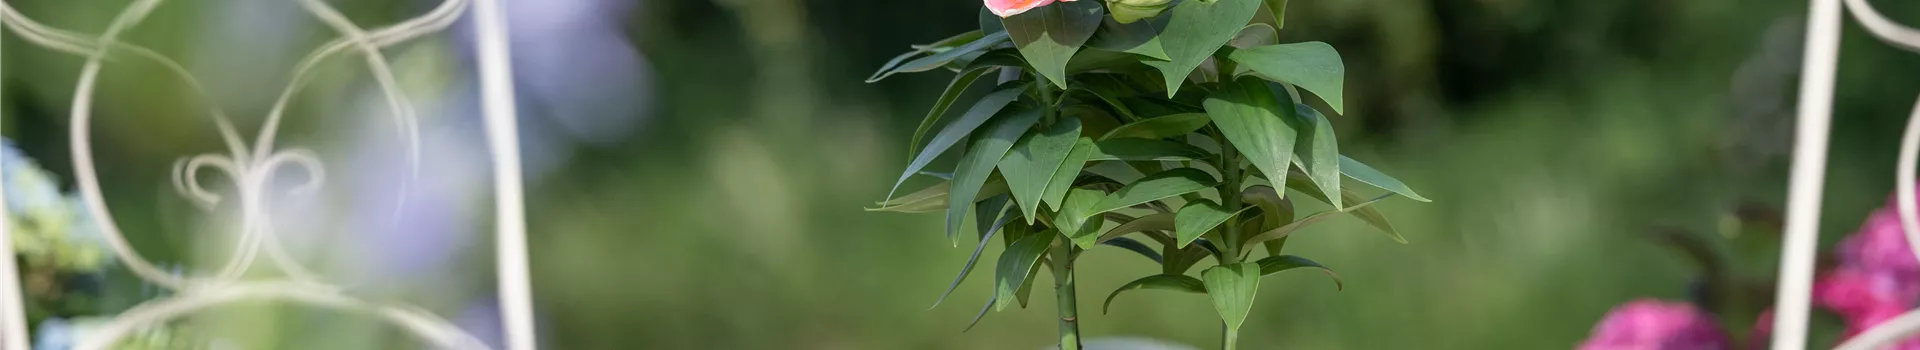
[[1577, 299, 1730, 350], [1814, 196, 1920, 348]]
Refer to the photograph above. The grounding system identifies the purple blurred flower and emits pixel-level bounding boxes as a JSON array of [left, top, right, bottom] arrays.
[[1812, 190, 1920, 348], [1577, 299, 1729, 350]]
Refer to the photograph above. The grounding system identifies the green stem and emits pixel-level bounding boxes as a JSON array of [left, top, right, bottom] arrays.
[[1036, 74, 1060, 126], [1053, 243, 1082, 350], [1214, 129, 1245, 264], [1223, 328, 1240, 350]]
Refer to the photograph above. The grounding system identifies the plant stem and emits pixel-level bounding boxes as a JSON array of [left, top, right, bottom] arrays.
[[1215, 130, 1245, 264], [1053, 243, 1082, 350]]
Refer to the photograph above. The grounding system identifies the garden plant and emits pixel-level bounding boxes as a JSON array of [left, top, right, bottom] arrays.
[[867, 0, 1431, 349]]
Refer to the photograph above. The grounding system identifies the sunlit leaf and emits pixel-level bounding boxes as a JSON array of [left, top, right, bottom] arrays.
[[1004, 0, 1105, 89], [1341, 156, 1430, 202], [1256, 255, 1342, 290], [1001, 118, 1083, 223], [946, 107, 1044, 241], [1176, 199, 1245, 247], [1042, 138, 1098, 210], [868, 180, 1010, 213], [870, 31, 1010, 83], [1144, 0, 1260, 96], [887, 84, 1030, 201], [1103, 274, 1206, 314], [996, 232, 1054, 311], [1261, 0, 1288, 30], [1101, 113, 1210, 140], [1241, 193, 1390, 246], [1205, 76, 1297, 184], [1288, 104, 1340, 207], [1202, 263, 1261, 340], [1054, 188, 1109, 249], [1088, 138, 1210, 161], [1228, 41, 1347, 114], [1089, 168, 1218, 215]]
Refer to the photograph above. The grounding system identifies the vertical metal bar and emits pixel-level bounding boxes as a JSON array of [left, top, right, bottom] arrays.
[[1771, 0, 1844, 347], [471, 0, 538, 349], [0, 7, 32, 349]]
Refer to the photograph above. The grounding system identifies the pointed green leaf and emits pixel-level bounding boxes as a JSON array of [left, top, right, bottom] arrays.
[[868, 180, 1010, 213], [1256, 255, 1342, 290], [868, 30, 986, 82], [1089, 168, 1219, 215], [1262, 0, 1288, 30], [1283, 175, 1406, 242], [904, 67, 996, 159], [1228, 42, 1347, 114], [1288, 104, 1340, 208], [1103, 274, 1207, 314], [1176, 199, 1246, 247], [888, 83, 1029, 201], [964, 294, 996, 332], [1101, 237, 1164, 264], [1042, 138, 1098, 210], [870, 31, 1010, 82], [1144, 0, 1260, 96], [946, 107, 1044, 241], [1203, 262, 1261, 338], [1340, 156, 1430, 202], [1205, 76, 1298, 183], [1086, 16, 1170, 60], [996, 233, 1054, 311], [1239, 185, 1292, 231], [932, 207, 1015, 309], [1088, 138, 1210, 161], [981, 7, 1007, 34], [1004, 0, 1105, 89], [1053, 188, 1108, 249], [1097, 212, 1174, 243], [1001, 118, 1083, 223], [1101, 113, 1210, 140], [975, 195, 1012, 239], [1106, 0, 1174, 24], [1242, 193, 1391, 245], [1228, 23, 1278, 49]]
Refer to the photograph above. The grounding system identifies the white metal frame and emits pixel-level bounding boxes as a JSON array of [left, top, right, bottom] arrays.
[[0, 0, 538, 349], [1775, 0, 1920, 348]]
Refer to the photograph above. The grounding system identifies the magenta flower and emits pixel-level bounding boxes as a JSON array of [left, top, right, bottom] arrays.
[[1838, 206, 1920, 276], [1815, 267, 1919, 322], [984, 0, 1078, 18], [1578, 299, 1730, 350]]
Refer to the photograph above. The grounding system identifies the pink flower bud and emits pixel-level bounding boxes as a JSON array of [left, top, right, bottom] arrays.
[[984, 0, 1078, 18]]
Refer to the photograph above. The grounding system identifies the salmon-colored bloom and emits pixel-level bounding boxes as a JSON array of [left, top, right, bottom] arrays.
[[985, 0, 1077, 18]]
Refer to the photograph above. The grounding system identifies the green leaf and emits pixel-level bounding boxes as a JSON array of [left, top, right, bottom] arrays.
[[1053, 188, 1108, 249], [996, 233, 1054, 311], [1262, 0, 1288, 30], [868, 30, 986, 83], [1088, 138, 1210, 161], [1283, 175, 1406, 242], [1238, 185, 1292, 231], [1241, 193, 1391, 246], [981, 7, 1007, 34], [1144, 0, 1261, 96], [946, 107, 1045, 241], [1256, 255, 1342, 290], [1000, 118, 1083, 223], [1228, 23, 1278, 49], [1164, 245, 1211, 274], [1205, 76, 1298, 183], [1042, 138, 1098, 210], [1106, 0, 1175, 24], [1004, 0, 1105, 89], [1176, 199, 1246, 247], [1086, 16, 1170, 60], [964, 294, 996, 332], [868, 180, 1010, 213], [888, 83, 1029, 201], [1228, 42, 1347, 114], [1101, 113, 1210, 140], [1103, 274, 1206, 314], [1203, 263, 1261, 337], [871, 31, 1013, 83], [932, 207, 1016, 309], [1288, 104, 1341, 208], [1101, 237, 1164, 263], [1340, 156, 1430, 202], [1089, 168, 1219, 215], [1097, 212, 1174, 243], [907, 66, 999, 162]]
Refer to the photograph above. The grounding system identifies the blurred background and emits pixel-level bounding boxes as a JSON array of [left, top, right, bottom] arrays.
[[5, 0, 1920, 348]]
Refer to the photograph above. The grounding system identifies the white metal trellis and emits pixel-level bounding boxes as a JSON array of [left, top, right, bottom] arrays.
[[1775, 0, 1920, 348], [0, 0, 538, 349]]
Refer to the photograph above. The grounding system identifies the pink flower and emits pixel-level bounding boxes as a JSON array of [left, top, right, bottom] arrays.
[[1816, 267, 1920, 322], [1838, 206, 1920, 276], [1578, 299, 1730, 350], [984, 0, 1077, 18]]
